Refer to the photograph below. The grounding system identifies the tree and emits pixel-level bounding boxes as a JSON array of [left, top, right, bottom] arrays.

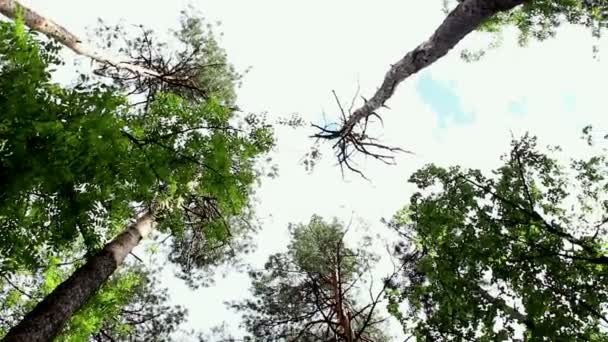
[[231, 215, 397, 341], [197, 322, 239, 342], [0, 13, 273, 341], [71, 266, 188, 342], [1, 258, 188, 341], [387, 130, 608, 340], [0, 1, 241, 113], [88, 9, 243, 112], [0, 0, 168, 78], [312, 0, 608, 175]]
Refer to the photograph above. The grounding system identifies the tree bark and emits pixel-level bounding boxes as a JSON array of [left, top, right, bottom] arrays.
[[3, 210, 155, 342], [330, 243, 352, 342], [330, 271, 352, 342], [0, 0, 165, 78], [317, 0, 526, 142]]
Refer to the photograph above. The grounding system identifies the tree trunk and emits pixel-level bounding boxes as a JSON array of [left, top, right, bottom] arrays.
[[330, 271, 352, 342], [0, 0, 164, 78], [3, 210, 155, 342], [318, 0, 526, 139]]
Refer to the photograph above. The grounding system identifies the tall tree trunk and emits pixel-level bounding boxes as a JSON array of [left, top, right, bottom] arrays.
[[3, 210, 155, 342], [343, 0, 526, 131], [330, 270, 352, 342], [0, 0, 164, 78], [313, 0, 527, 165], [331, 242, 352, 341], [330, 258, 353, 342]]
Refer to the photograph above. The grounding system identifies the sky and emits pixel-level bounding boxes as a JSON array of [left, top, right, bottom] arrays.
[[18, 0, 608, 340]]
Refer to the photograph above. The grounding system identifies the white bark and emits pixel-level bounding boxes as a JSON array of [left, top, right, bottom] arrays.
[[106, 210, 156, 265], [0, 0, 166, 78]]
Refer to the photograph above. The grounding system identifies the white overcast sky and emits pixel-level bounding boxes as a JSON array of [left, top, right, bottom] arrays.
[[19, 0, 608, 340]]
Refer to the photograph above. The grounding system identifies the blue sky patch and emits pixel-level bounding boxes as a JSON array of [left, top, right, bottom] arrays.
[[416, 72, 475, 128], [562, 93, 576, 112], [508, 97, 528, 116]]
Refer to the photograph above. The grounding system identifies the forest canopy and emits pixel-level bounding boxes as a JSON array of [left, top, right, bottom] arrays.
[[0, 0, 607, 341]]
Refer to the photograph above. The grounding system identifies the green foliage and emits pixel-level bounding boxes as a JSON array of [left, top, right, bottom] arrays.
[[0, 10, 273, 272], [489, 0, 607, 44], [0, 256, 188, 341], [85, 14, 276, 288], [55, 269, 141, 341], [197, 322, 241, 342], [389, 131, 608, 340], [89, 9, 244, 108], [173, 8, 244, 106], [289, 216, 352, 275], [0, 9, 274, 340], [231, 215, 389, 341], [59, 266, 187, 342], [444, 0, 608, 60], [42, 257, 64, 295], [0, 18, 139, 266]]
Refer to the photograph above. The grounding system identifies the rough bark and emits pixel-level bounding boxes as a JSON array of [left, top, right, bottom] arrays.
[[0, 0, 165, 78], [313, 0, 527, 171], [3, 211, 155, 342], [346, 0, 525, 130], [333, 244, 353, 342], [331, 271, 352, 342]]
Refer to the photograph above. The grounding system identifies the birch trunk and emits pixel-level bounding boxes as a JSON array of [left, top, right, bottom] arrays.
[[0, 0, 164, 78], [2, 211, 155, 342]]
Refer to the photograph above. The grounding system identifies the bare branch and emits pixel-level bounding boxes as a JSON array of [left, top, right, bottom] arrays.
[[1, 274, 32, 299]]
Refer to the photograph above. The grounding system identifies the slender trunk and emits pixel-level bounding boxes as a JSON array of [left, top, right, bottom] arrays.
[[330, 271, 352, 342], [0, 0, 165, 78], [3, 211, 155, 342], [331, 242, 352, 342]]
